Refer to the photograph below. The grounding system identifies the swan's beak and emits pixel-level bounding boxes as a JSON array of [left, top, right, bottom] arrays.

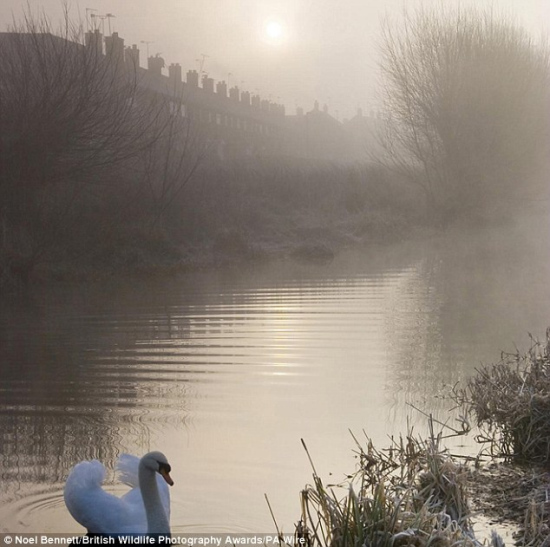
[[160, 468, 174, 486]]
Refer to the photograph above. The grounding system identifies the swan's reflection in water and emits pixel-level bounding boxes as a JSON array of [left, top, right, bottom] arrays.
[[1, 220, 549, 533]]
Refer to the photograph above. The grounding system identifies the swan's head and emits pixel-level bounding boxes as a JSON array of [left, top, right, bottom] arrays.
[[141, 451, 174, 486]]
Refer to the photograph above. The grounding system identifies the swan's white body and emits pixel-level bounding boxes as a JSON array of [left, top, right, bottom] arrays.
[[64, 451, 172, 535]]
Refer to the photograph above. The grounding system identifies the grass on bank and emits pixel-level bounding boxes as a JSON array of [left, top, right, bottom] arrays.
[[456, 328, 550, 463], [279, 330, 550, 547], [1, 157, 424, 289], [286, 428, 484, 547]]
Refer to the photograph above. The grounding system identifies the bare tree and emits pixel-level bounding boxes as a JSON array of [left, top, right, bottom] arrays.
[[140, 93, 207, 230], [377, 6, 550, 223], [0, 7, 201, 283]]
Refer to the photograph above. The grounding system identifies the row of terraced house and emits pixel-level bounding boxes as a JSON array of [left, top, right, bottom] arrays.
[[2, 26, 383, 163], [93, 29, 384, 163]]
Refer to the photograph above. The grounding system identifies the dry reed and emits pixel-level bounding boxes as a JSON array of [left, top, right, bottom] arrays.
[[289, 425, 490, 547], [279, 330, 550, 546], [456, 329, 550, 463]]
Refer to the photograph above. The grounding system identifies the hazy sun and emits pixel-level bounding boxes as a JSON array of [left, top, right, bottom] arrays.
[[263, 20, 285, 44], [266, 20, 283, 39]]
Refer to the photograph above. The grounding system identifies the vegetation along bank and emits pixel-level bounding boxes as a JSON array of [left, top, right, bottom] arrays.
[[289, 331, 550, 546]]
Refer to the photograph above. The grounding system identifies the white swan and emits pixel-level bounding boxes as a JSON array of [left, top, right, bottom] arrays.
[[64, 451, 173, 535]]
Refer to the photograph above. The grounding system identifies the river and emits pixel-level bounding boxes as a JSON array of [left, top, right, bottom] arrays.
[[0, 215, 549, 534]]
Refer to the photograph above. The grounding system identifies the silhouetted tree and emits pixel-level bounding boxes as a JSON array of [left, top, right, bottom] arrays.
[[377, 6, 550, 224], [0, 7, 201, 284]]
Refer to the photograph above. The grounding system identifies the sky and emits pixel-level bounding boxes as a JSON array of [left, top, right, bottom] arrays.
[[1, 0, 549, 120]]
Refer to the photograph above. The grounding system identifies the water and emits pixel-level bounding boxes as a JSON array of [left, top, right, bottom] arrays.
[[0, 217, 549, 535]]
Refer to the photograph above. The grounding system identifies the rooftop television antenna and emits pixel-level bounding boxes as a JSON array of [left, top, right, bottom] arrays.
[[140, 41, 154, 57], [90, 13, 106, 34], [196, 53, 209, 75], [105, 13, 116, 35], [85, 8, 97, 32]]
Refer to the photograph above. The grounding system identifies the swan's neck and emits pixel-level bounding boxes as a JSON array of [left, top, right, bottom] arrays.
[[139, 464, 169, 534]]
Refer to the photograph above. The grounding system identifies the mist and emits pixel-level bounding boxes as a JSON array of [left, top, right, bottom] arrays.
[[1, 0, 550, 542], [1, 0, 548, 118]]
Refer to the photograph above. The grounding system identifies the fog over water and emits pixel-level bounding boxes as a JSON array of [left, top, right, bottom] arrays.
[[0, 216, 549, 533], [0, 0, 548, 118], [1, 0, 549, 539]]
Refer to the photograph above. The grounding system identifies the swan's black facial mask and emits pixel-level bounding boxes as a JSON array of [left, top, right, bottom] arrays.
[[158, 461, 174, 486]]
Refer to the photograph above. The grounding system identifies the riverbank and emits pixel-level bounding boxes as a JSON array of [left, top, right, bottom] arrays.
[[5, 150, 548, 293], [290, 331, 550, 547], [2, 159, 428, 290]]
